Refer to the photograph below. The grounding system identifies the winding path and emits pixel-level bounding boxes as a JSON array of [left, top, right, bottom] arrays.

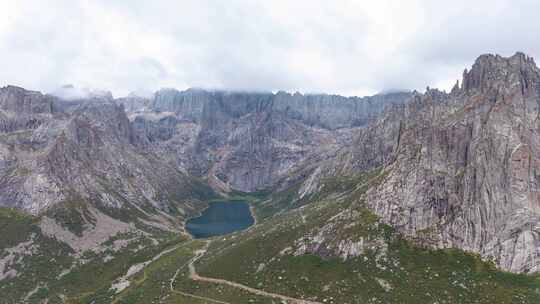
[[172, 240, 322, 304], [169, 241, 232, 304]]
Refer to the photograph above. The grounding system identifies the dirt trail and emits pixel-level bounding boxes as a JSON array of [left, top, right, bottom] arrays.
[[186, 241, 322, 304], [169, 241, 232, 304]]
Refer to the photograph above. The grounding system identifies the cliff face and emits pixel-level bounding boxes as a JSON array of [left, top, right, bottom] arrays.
[[131, 89, 411, 192], [0, 86, 55, 133], [363, 52, 540, 273], [150, 88, 411, 129], [0, 85, 54, 114]]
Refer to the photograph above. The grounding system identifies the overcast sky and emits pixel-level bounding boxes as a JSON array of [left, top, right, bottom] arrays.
[[1, 0, 539, 97]]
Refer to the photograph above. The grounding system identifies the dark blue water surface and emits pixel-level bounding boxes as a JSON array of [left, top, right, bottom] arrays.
[[186, 201, 254, 238]]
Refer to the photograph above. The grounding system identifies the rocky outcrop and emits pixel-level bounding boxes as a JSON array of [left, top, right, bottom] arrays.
[[0, 85, 54, 114], [364, 52, 540, 273]]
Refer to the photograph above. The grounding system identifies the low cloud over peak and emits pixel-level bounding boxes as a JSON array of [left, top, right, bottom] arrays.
[[0, 1, 538, 97]]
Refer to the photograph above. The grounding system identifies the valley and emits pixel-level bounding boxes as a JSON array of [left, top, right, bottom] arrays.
[[105, 170, 540, 304]]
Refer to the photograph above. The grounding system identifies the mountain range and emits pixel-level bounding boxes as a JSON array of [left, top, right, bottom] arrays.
[[1, 52, 540, 303]]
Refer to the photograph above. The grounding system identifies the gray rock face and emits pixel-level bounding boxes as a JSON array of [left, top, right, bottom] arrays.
[[0, 88, 211, 218], [0, 86, 55, 133], [132, 89, 411, 192], [362, 52, 540, 273], [0, 85, 54, 114], [151, 88, 411, 129]]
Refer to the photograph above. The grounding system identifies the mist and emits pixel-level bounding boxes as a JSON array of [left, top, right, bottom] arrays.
[[1, 0, 539, 97]]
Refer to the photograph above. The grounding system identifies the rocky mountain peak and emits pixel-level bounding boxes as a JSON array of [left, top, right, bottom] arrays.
[[363, 51, 540, 274], [462, 52, 540, 97], [50, 85, 114, 101]]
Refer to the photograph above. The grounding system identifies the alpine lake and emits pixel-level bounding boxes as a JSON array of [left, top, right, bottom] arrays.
[[186, 201, 255, 238]]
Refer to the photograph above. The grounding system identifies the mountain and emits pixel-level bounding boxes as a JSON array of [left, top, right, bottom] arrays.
[[365, 52, 540, 273], [0, 85, 214, 215], [264, 52, 540, 274], [2, 53, 540, 303], [130, 88, 411, 192], [0, 85, 218, 302], [0, 83, 411, 303], [148, 53, 540, 303]]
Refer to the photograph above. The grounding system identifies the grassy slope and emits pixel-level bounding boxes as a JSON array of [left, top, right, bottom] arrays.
[[0, 208, 36, 250], [0, 208, 74, 302], [54, 234, 185, 304], [0, 206, 190, 304]]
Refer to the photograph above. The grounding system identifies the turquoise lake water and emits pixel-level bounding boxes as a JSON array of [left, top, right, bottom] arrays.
[[185, 201, 254, 238]]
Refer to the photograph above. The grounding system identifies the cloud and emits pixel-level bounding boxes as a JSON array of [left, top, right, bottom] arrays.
[[0, 0, 539, 97], [49, 84, 112, 100]]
